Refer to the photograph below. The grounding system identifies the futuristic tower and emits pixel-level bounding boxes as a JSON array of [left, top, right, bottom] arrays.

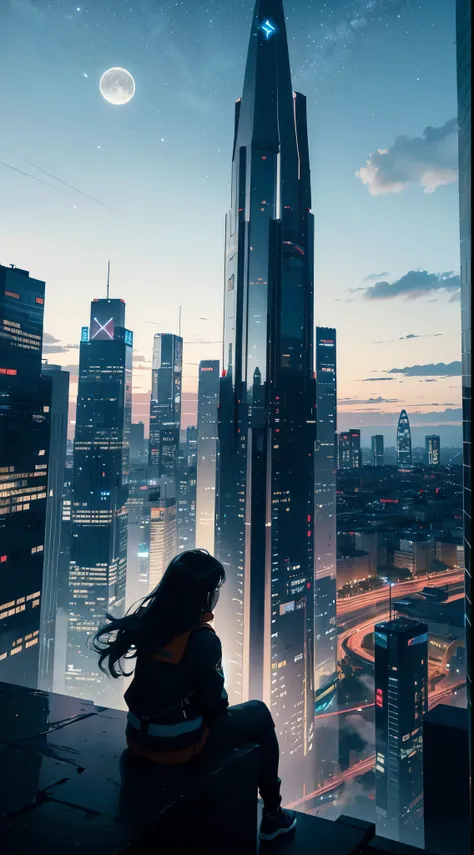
[[149, 333, 183, 480], [215, 0, 316, 792], [66, 298, 132, 704], [397, 409, 412, 468]]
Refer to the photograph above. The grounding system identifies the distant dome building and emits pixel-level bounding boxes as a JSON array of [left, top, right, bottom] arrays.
[[397, 409, 412, 468]]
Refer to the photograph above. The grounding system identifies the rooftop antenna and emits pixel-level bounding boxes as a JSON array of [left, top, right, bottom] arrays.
[[178, 305, 182, 338], [106, 260, 111, 299]]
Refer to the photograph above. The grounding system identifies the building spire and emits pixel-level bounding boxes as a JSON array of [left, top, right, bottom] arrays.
[[106, 260, 111, 299]]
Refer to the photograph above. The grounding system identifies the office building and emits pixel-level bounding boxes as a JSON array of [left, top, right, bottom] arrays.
[[355, 531, 389, 576], [66, 298, 132, 704], [425, 435, 440, 466], [423, 705, 470, 855], [38, 364, 69, 692], [456, 0, 471, 781], [397, 410, 412, 468], [393, 537, 434, 576], [338, 429, 361, 469], [313, 328, 338, 779], [52, 468, 73, 694], [215, 0, 316, 794], [338, 431, 351, 469], [374, 617, 428, 849], [196, 360, 219, 554], [149, 333, 183, 480], [337, 551, 372, 588], [177, 464, 196, 552], [148, 493, 177, 591], [0, 265, 51, 688], [186, 425, 198, 468], [350, 429, 361, 468], [130, 422, 147, 466], [372, 434, 385, 467]]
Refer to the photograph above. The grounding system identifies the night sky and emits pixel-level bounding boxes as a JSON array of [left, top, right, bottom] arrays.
[[0, 0, 462, 445]]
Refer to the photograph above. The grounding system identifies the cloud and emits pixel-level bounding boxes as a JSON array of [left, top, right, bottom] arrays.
[[43, 332, 79, 354], [133, 353, 149, 363], [373, 332, 442, 344], [340, 396, 401, 405], [361, 377, 395, 382], [363, 271, 389, 281], [388, 361, 462, 377], [339, 408, 462, 425], [361, 270, 460, 301], [356, 118, 458, 195]]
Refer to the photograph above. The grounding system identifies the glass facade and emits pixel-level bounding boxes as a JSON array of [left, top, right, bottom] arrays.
[[338, 431, 351, 469], [375, 618, 428, 848], [456, 0, 471, 782], [425, 435, 441, 467], [66, 298, 132, 704], [313, 328, 338, 784], [148, 494, 177, 591], [38, 364, 69, 691], [196, 360, 219, 554], [338, 429, 360, 469], [372, 434, 385, 467], [149, 333, 183, 480], [215, 0, 316, 797], [0, 265, 50, 688], [397, 409, 412, 468]]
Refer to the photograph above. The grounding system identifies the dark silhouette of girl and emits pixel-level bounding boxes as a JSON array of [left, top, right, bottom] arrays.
[[93, 548, 296, 842]]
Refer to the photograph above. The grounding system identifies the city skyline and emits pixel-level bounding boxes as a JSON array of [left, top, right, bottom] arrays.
[[0, 1, 470, 843], [0, 0, 463, 446]]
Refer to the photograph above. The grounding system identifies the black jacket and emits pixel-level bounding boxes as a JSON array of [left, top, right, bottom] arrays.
[[124, 622, 228, 764]]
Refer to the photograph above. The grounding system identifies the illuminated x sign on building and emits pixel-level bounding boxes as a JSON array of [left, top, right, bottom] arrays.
[[260, 19, 276, 39], [92, 316, 114, 340]]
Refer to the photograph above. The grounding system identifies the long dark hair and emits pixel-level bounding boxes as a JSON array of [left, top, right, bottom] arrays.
[[91, 549, 225, 679]]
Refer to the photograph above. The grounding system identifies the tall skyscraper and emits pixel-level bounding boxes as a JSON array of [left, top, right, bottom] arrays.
[[350, 429, 361, 468], [215, 0, 316, 794], [456, 0, 471, 785], [149, 333, 183, 479], [338, 429, 361, 469], [177, 464, 197, 551], [130, 421, 146, 466], [425, 435, 441, 466], [0, 264, 50, 688], [196, 360, 219, 554], [338, 431, 351, 469], [313, 328, 338, 784], [374, 617, 428, 849], [397, 409, 412, 468], [186, 425, 198, 468], [148, 492, 177, 591], [66, 298, 132, 703], [372, 434, 385, 467], [38, 363, 69, 691]]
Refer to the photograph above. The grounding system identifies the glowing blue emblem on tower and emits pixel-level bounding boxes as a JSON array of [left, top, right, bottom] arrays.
[[260, 19, 276, 39]]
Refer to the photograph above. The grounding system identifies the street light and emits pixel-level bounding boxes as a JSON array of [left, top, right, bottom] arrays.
[[380, 576, 394, 621]]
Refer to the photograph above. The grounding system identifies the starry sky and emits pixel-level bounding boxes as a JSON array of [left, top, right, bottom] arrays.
[[0, 0, 463, 446]]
